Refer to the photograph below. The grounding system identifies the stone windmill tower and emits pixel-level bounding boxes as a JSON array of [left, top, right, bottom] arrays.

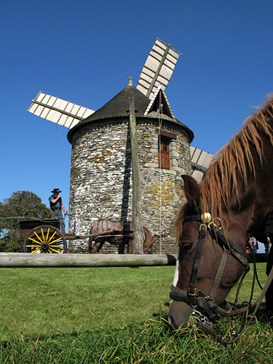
[[28, 39, 213, 254]]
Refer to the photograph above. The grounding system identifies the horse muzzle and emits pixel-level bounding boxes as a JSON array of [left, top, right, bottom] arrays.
[[168, 299, 193, 329]]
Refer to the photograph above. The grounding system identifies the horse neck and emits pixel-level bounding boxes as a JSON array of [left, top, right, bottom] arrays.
[[225, 160, 273, 245], [225, 210, 252, 248]]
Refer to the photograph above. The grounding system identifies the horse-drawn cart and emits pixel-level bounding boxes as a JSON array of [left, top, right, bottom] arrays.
[[19, 218, 140, 254]]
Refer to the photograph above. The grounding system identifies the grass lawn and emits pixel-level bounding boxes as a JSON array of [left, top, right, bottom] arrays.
[[0, 263, 272, 363], [0, 266, 174, 337]]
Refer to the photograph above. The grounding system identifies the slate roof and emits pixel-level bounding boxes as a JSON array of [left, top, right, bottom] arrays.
[[67, 84, 194, 142], [81, 85, 150, 124]]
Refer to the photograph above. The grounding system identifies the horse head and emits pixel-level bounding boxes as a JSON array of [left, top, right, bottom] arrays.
[[169, 97, 273, 328], [168, 175, 249, 329]]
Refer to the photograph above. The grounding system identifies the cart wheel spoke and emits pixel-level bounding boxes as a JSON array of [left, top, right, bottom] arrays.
[[47, 230, 58, 243], [49, 247, 62, 254], [26, 244, 42, 248], [33, 231, 44, 244], [48, 238, 63, 245], [27, 237, 43, 245], [45, 227, 50, 242]]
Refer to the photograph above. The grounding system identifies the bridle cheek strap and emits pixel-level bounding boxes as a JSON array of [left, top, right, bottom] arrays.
[[209, 248, 229, 299], [188, 224, 207, 296]]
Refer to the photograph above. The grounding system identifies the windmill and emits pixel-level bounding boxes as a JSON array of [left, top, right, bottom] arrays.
[[28, 38, 213, 180], [28, 38, 214, 254]]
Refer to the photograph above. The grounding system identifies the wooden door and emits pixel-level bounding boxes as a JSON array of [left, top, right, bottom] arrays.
[[158, 136, 170, 169]]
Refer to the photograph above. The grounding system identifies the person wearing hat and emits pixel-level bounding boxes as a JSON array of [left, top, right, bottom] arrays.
[[49, 188, 67, 233]]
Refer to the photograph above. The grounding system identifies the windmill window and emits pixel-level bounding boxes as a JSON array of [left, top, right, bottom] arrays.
[[158, 135, 171, 170]]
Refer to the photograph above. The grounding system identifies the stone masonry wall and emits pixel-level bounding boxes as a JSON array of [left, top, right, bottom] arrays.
[[68, 118, 191, 253]]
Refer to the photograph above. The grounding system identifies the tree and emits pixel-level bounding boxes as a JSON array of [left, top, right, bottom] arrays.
[[0, 191, 51, 252]]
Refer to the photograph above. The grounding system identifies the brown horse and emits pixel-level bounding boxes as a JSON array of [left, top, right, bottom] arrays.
[[88, 219, 153, 254], [168, 96, 273, 329]]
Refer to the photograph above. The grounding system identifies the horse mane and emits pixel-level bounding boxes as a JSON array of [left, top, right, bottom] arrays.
[[200, 96, 273, 228]]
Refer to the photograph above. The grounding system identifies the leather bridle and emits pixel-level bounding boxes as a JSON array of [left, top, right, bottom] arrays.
[[170, 212, 250, 323]]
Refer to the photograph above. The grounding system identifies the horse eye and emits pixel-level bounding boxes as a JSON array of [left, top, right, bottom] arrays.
[[181, 242, 194, 253]]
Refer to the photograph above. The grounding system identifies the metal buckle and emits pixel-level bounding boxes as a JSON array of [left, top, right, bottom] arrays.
[[199, 223, 207, 232], [188, 287, 196, 296]]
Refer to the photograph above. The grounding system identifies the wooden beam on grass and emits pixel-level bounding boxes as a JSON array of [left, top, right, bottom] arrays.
[[0, 253, 177, 268]]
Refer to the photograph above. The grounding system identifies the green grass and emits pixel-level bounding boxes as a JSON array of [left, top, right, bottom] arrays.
[[0, 266, 173, 336], [0, 263, 272, 363]]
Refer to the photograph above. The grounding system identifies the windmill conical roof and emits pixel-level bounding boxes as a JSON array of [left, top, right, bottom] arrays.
[[67, 83, 193, 142], [85, 85, 150, 121]]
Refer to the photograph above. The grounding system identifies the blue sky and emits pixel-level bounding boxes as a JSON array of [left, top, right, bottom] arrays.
[[1, 0, 273, 215]]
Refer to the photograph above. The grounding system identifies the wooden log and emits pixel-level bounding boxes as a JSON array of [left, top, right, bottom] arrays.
[[0, 253, 177, 268]]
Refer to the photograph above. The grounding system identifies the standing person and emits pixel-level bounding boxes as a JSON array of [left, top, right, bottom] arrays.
[[49, 188, 66, 233], [249, 236, 258, 253]]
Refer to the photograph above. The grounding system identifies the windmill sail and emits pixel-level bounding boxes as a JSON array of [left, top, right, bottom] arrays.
[[137, 38, 181, 100], [190, 146, 214, 182], [28, 92, 94, 129]]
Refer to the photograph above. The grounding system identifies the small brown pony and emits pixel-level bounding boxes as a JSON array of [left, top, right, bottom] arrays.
[[169, 96, 273, 329]]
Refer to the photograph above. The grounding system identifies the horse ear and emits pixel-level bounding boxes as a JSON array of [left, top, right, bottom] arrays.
[[181, 175, 200, 206]]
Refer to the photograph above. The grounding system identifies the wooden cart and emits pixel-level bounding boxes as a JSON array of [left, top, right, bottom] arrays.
[[19, 219, 69, 254]]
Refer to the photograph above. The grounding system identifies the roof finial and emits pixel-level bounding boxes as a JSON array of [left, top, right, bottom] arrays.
[[128, 76, 133, 86]]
